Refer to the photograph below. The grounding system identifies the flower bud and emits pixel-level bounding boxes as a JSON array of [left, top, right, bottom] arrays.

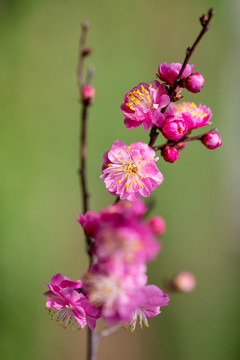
[[183, 72, 204, 93], [175, 141, 187, 151], [202, 131, 222, 149], [81, 85, 96, 104], [161, 116, 188, 141], [148, 216, 166, 236], [171, 271, 196, 293], [161, 146, 179, 163]]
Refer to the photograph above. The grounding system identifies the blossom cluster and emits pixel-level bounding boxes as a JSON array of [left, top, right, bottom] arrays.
[[44, 58, 221, 337], [44, 201, 169, 331]]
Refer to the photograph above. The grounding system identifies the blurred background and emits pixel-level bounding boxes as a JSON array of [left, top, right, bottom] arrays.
[[1, 0, 239, 359]]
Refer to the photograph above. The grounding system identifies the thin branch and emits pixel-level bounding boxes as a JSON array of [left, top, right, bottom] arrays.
[[148, 8, 214, 148], [78, 21, 90, 90], [153, 128, 218, 151], [77, 21, 95, 360]]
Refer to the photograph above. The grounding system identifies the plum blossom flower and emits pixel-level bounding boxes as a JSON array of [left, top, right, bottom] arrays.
[[121, 80, 170, 131], [100, 140, 164, 201], [83, 261, 147, 324], [123, 285, 169, 333], [78, 201, 162, 264], [157, 62, 194, 85], [44, 273, 101, 330], [167, 102, 212, 129]]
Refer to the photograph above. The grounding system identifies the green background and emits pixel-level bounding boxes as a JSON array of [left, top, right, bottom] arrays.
[[1, 0, 239, 359]]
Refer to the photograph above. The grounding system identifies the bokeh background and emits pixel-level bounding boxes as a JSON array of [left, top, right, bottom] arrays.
[[1, 0, 239, 359]]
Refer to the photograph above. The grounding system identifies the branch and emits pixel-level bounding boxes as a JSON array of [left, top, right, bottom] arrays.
[[153, 128, 218, 151], [148, 8, 214, 148]]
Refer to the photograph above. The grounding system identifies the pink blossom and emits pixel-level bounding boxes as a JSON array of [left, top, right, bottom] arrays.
[[161, 116, 188, 141], [148, 216, 166, 236], [168, 102, 212, 129], [83, 262, 147, 324], [92, 216, 161, 265], [77, 211, 100, 238], [183, 72, 204, 93], [123, 285, 169, 332], [157, 62, 194, 85], [100, 200, 148, 220], [202, 131, 222, 149], [161, 146, 179, 163], [44, 274, 101, 330], [121, 80, 170, 131], [100, 140, 164, 201], [171, 271, 196, 293]]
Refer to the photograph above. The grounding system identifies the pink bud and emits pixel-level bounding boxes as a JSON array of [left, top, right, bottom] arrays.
[[202, 131, 222, 149], [81, 85, 96, 104], [175, 141, 187, 151], [149, 216, 166, 236], [161, 146, 179, 163], [184, 72, 204, 93], [161, 116, 188, 141], [172, 271, 196, 293]]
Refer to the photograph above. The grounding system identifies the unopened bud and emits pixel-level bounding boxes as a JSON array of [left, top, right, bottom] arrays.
[[171, 271, 196, 293], [202, 131, 222, 149], [82, 48, 93, 57], [149, 216, 166, 236], [200, 13, 209, 26], [175, 141, 187, 151], [184, 73, 204, 93], [81, 85, 96, 104], [162, 146, 179, 163]]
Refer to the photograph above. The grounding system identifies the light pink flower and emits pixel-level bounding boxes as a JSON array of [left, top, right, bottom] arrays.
[[123, 285, 169, 332], [202, 131, 222, 149], [83, 262, 147, 324], [168, 102, 212, 129], [121, 80, 170, 131], [171, 271, 196, 293], [44, 274, 101, 330], [161, 116, 188, 141], [100, 140, 164, 201], [157, 62, 194, 85]]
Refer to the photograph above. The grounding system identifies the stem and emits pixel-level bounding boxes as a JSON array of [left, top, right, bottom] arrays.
[[87, 325, 122, 360], [148, 8, 214, 148], [77, 21, 96, 360], [153, 128, 218, 151]]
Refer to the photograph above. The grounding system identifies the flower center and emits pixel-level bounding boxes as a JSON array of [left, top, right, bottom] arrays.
[[174, 102, 207, 120], [47, 307, 81, 331], [125, 85, 152, 111]]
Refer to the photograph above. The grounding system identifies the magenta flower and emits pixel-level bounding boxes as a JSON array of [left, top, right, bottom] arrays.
[[100, 140, 164, 201], [44, 273, 101, 330], [157, 62, 194, 85], [92, 217, 161, 265], [168, 102, 212, 129], [83, 261, 147, 324], [121, 80, 170, 131], [123, 285, 169, 332], [161, 116, 188, 141]]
